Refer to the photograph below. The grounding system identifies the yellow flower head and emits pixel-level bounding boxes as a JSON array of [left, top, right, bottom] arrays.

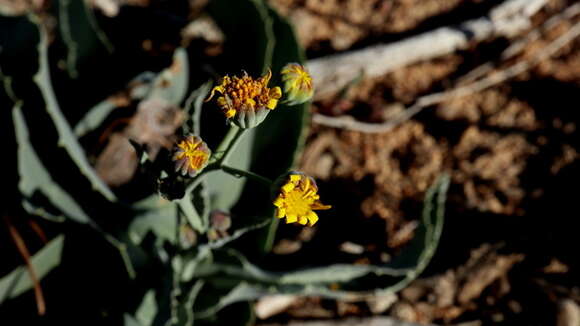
[[272, 172, 331, 226], [281, 63, 314, 105], [205, 69, 282, 129], [172, 135, 211, 177]]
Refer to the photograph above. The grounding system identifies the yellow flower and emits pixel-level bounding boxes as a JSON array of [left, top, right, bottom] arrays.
[[272, 172, 331, 226], [205, 69, 282, 128], [281, 63, 314, 105], [172, 135, 211, 177]]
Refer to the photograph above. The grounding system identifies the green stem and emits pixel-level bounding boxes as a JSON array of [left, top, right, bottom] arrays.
[[221, 165, 272, 187], [185, 167, 214, 194], [211, 124, 245, 164]]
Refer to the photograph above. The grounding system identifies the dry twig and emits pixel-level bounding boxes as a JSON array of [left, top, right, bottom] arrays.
[[312, 14, 580, 134], [3, 215, 46, 315], [307, 0, 548, 100]]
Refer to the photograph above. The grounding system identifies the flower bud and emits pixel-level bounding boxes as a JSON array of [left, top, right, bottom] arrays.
[[281, 63, 314, 105], [172, 134, 211, 177]]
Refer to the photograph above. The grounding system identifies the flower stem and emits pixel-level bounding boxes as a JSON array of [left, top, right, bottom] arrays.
[[211, 124, 245, 165], [221, 165, 272, 187]]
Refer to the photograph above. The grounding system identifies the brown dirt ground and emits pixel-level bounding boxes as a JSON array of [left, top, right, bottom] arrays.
[[264, 0, 580, 325]]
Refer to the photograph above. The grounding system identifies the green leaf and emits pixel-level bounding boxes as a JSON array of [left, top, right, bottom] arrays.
[[0, 235, 65, 304], [124, 314, 144, 326], [194, 282, 268, 320], [21, 199, 66, 223], [58, 0, 113, 79], [73, 46, 188, 147], [136, 290, 158, 326], [73, 71, 157, 138], [129, 200, 178, 244], [12, 102, 91, 224], [277, 264, 408, 284], [204, 132, 254, 212], [32, 20, 117, 202], [207, 0, 274, 75], [183, 81, 212, 136], [258, 6, 309, 168], [205, 219, 271, 251], [73, 97, 116, 137], [178, 190, 205, 233], [192, 248, 406, 285], [192, 179, 211, 232], [148, 48, 189, 106], [389, 174, 449, 272], [180, 218, 271, 283], [174, 280, 204, 326]]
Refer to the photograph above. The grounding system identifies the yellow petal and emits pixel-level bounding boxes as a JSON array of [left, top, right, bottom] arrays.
[[307, 211, 319, 226], [273, 197, 284, 207], [217, 96, 227, 107], [270, 86, 282, 99], [266, 99, 278, 110], [298, 216, 308, 225], [286, 214, 298, 224], [261, 69, 272, 85], [312, 202, 331, 210], [303, 176, 311, 190], [289, 174, 301, 182], [173, 152, 185, 160], [281, 182, 295, 193], [276, 208, 286, 218], [205, 85, 225, 102], [225, 109, 236, 118], [245, 98, 256, 107]]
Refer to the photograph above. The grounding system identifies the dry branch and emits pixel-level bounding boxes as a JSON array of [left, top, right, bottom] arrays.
[[307, 0, 547, 100], [311, 17, 580, 134], [259, 316, 432, 326]]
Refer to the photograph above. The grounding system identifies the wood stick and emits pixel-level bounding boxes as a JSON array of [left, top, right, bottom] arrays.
[[307, 0, 548, 100]]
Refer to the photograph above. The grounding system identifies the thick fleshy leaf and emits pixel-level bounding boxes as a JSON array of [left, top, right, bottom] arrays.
[[129, 199, 178, 244], [58, 0, 113, 78], [148, 48, 189, 106], [73, 72, 156, 137], [33, 22, 117, 202], [13, 102, 91, 224], [183, 81, 212, 136]]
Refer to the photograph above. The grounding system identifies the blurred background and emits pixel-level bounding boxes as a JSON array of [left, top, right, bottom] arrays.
[[1, 0, 579, 325]]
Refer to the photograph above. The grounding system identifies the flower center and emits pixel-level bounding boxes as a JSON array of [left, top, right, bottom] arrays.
[[294, 71, 312, 90], [226, 76, 263, 110], [283, 186, 317, 217], [273, 174, 331, 226], [206, 70, 282, 119], [176, 140, 209, 170]]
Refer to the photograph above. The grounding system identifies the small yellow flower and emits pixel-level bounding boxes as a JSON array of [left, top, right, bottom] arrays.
[[205, 69, 282, 128], [172, 135, 211, 177], [281, 63, 314, 105], [272, 172, 331, 226]]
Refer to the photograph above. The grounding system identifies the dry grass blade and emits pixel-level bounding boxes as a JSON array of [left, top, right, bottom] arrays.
[[3, 215, 46, 315], [27, 220, 48, 244]]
